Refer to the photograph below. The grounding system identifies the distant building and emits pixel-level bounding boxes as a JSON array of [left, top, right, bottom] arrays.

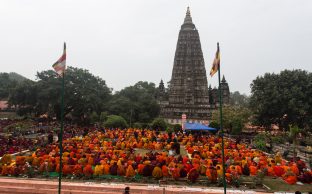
[[209, 75, 230, 106], [157, 7, 230, 125]]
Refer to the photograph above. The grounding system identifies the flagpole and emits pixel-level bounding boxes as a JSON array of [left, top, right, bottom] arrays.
[[217, 42, 227, 194], [58, 72, 65, 194]]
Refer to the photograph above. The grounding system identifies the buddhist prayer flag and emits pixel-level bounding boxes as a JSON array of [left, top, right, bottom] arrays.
[[210, 42, 220, 77], [52, 43, 66, 76]]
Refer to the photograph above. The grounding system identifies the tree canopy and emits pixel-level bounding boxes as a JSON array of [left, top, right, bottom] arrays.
[[250, 69, 312, 131], [107, 81, 160, 125], [8, 67, 112, 121], [5, 68, 160, 125], [211, 106, 251, 134], [104, 115, 128, 129], [229, 91, 249, 107], [0, 73, 26, 100]]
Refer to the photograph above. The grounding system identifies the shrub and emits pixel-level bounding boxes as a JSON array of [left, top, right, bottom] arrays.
[[151, 118, 167, 131], [231, 118, 243, 135], [173, 124, 182, 132], [271, 136, 285, 144], [209, 121, 219, 129], [253, 134, 269, 152], [133, 122, 143, 129], [104, 115, 128, 129], [89, 111, 99, 124]]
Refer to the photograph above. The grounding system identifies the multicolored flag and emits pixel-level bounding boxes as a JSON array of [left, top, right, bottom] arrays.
[[52, 43, 66, 76], [210, 42, 220, 77]]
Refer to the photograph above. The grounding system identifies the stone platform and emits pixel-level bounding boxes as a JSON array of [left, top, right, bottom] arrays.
[[0, 177, 271, 194]]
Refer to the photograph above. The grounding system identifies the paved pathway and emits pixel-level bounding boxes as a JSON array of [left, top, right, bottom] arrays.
[[0, 177, 271, 194]]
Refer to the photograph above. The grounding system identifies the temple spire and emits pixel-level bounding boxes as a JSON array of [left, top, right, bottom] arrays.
[[184, 6, 193, 24], [222, 75, 226, 83], [186, 6, 191, 16]]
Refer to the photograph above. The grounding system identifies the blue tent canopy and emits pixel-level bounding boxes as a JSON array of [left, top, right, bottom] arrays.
[[184, 122, 217, 131]]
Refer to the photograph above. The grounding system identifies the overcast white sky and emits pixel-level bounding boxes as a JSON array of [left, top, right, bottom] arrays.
[[0, 0, 311, 94]]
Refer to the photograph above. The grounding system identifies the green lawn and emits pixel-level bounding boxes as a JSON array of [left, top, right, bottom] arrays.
[[262, 177, 312, 192], [134, 148, 153, 156], [134, 146, 188, 157], [180, 145, 189, 157]]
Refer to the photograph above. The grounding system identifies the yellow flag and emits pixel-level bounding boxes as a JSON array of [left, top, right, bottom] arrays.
[[210, 42, 220, 77]]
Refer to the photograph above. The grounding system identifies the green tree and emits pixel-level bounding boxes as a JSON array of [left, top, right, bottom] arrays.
[[8, 80, 37, 116], [90, 111, 99, 124], [0, 72, 29, 101], [211, 106, 251, 134], [151, 118, 167, 131], [35, 66, 112, 121], [173, 124, 182, 132], [250, 69, 312, 131], [0, 73, 19, 100], [99, 111, 108, 123], [289, 125, 301, 160], [107, 81, 160, 124], [230, 91, 249, 107], [104, 115, 128, 129], [209, 121, 219, 129], [8, 66, 112, 122], [231, 118, 243, 135], [253, 133, 270, 152]]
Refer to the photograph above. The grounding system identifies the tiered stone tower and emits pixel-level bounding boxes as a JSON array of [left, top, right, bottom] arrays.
[[160, 7, 211, 124], [209, 75, 230, 106]]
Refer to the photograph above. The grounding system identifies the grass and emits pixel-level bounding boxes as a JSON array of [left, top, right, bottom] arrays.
[[134, 146, 188, 157], [262, 177, 312, 192], [180, 145, 188, 157], [134, 148, 153, 156], [0, 112, 18, 119]]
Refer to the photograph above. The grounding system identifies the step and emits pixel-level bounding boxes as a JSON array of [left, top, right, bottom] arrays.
[[0, 178, 121, 191], [0, 185, 130, 194], [0, 177, 266, 194]]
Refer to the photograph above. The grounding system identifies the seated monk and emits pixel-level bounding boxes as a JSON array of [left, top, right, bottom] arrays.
[[242, 164, 250, 176], [290, 163, 299, 176], [73, 164, 83, 176], [109, 162, 118, 175], [283, 169, 297, 184], [267, 164, 275, 176], [273, 164, 285, 177], [179, 166, 188, 178], [297, 169, 312, 184], [137, 163, 145, 175], [162, 165, 169, 177], [274, 152, 282, 164], [216, 164, 223, 177], [171, 166, 180, 180], [206, 166, 217, 183], [249, 164, 258, 176], [235, 164, 242, 175], [125, 165, 135, 177]]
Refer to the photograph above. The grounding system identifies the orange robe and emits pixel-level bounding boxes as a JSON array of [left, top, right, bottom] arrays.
[[267, 167, 275, 176], [291, 165, 299, 176], [162, 165, 169, 177], [284, 175, 297, 184], [249, 165, 257, 176], [137, 164, 145, 175], [273, 166, 285, 177]]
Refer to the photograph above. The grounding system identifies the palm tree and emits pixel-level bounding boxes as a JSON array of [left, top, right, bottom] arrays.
[[289, 125, 301, 161]]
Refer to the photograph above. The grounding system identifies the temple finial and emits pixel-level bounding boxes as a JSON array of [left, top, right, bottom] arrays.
[[184, 6, 193, 24], [186, 6, 191, 16]]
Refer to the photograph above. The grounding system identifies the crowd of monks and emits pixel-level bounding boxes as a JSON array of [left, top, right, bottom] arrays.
[[0, 128, 311, 185]]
